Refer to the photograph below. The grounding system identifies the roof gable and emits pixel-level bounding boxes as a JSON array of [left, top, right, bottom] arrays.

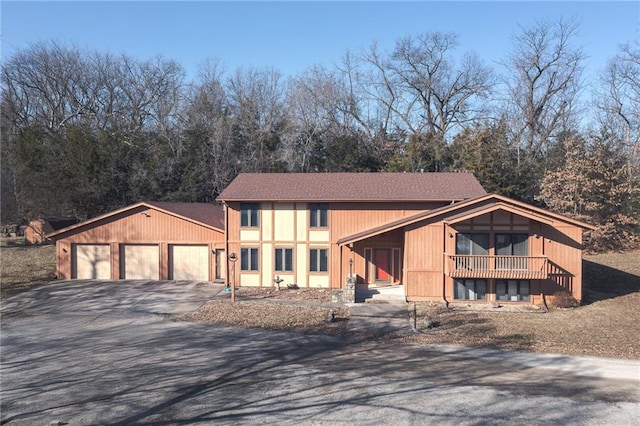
[[47, 201, 224, 240], [337, 194, 596, 245], [217, 172, 486, 202]]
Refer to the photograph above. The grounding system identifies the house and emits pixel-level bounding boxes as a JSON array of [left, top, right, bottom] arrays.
[[25, 217, 78, 245], [217, 172, 595, 304], [47, 201, 225, 281]]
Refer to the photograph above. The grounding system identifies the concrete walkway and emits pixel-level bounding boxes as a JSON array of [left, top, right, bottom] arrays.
[[347, 302, 411, 335]]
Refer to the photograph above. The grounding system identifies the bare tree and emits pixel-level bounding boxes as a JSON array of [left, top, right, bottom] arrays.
[[226, 66, 286, 171], [593, 42, 640, 175], [503, 18, 585, 163], [362, 32, 494, 139]]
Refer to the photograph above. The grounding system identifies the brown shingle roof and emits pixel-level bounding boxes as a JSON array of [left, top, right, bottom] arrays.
[[217, 172, 486, 202]]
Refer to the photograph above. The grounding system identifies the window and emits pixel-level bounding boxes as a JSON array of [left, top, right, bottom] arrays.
[[496, 233, 529, 270], [496, 280, 530, 302], [455, 233, 489, 255], [240, 203, 260, 227], [496, 234, 529, 256], [275, 248, 293, 272], [240, 248, 259, 271], [454, 279, 487, 300], [455, 233, 489, 270], [310, 248, 328, 272], [309, 203, 328, 227]]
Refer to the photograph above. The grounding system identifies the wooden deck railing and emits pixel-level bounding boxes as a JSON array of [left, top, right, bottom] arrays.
[[445, 255, 548, 279]]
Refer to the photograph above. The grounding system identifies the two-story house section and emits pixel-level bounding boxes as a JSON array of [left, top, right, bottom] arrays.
[[218, 172, 595, 305], [217, 172, 487, 289]]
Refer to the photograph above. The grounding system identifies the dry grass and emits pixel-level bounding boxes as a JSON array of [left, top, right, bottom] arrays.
[[0, 238, 56, 299], [2, 241, 638, 359]]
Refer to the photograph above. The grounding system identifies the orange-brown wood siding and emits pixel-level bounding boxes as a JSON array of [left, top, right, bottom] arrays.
[[330, 202, 446, 288], [55, 206, 223, 281], [404, 221, 444, 301], [541, 223, 584, 302], [403, 209, 586, 303]]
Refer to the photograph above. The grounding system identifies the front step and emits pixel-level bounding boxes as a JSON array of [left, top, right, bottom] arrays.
[[356, 284, 406, 303]]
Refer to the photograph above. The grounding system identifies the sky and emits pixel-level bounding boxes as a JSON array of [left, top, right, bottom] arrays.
[[2, 1, 639, 83]]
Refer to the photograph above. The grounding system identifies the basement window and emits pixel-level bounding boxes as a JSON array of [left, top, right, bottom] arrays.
[[454, 279, 487, 301], [496, 280, 530, 302]]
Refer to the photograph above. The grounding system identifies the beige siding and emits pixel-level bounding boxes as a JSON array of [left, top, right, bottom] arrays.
[[273, 203, 295, 241], [296, 206, 307, 241], [296, 244, 308, 287], [240, 229, 260, 241], [309, 275, 330, 288], [308, 230, 329, 242], [261, 206, 273, 241]]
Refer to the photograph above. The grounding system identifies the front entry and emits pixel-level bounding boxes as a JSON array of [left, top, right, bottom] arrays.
[[374, 249, 391, 282]]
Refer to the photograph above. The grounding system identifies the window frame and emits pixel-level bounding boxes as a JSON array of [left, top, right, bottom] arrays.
[[309, 248, 329, 272], [309, 203, 329, 228], [275, 247, 294, 272], [453, 279, 487, 301], [455, 233, 489, 255], [240, 247, 259, 272], [496, 279, 531, 302], [240, 203, 260, 228], [495, 233, 529, 256]]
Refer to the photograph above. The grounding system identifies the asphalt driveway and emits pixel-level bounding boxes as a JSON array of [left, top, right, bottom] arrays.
[[1, 280, 639, 425]]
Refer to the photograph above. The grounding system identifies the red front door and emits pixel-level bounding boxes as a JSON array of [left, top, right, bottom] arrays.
[[374, 249, 391, 282]]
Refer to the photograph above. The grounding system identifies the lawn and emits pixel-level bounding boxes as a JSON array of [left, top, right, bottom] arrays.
[[2, 241, 638, 359], [0, 238, 56, 299]]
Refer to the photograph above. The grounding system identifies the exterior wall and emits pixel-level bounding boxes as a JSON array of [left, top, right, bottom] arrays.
[[227, 200, 445, 289], [403, 209, 586, 304], [54, 205, 224, 281], [404, 222, 445, 301], [329, 201, 446, 288], [540, 223, 585, 303]]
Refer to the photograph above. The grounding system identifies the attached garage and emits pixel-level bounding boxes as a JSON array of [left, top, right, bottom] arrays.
[[73, 244, 111, 279], [48, 202, 225, 283], [121, 244, 160, 280], [169, 245, 209, 280]]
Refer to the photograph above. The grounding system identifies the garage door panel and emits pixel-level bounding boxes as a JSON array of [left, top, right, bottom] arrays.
[[73, 244, 111, 279], [122, 245, 159, 280], [170, 245, 209, 281]]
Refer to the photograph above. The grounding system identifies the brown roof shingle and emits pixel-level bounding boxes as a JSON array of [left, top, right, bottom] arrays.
[[217, 172, 486, 202]]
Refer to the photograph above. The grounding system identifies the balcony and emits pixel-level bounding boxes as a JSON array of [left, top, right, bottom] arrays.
[[445, 255, 548, 280]]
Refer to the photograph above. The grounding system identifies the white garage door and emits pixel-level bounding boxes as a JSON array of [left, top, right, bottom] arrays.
[[121, 245, 159, 279], [170, 245, 209, 281], [73, 244, 111, 279]]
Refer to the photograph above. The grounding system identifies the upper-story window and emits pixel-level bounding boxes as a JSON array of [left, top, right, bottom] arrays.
[[455, 233, 489, 255], [240, 203, 260, 227], [495, 234, 528, 256], [309, 203, 328, 228]]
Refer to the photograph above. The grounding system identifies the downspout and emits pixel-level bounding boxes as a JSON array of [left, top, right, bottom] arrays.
[[442, 222, 449, 308], [223, 201, 234, 302]]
